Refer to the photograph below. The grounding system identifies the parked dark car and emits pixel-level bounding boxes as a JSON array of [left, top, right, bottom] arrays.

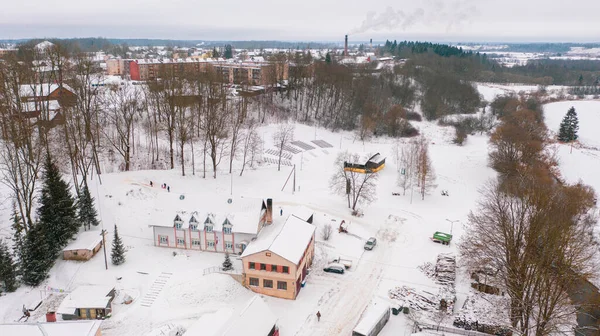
[[364, 237, 377, 250], [323, 263, 345, 274]]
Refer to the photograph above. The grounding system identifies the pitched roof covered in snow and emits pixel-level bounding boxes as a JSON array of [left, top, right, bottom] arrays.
[[291, 205, 314, 223], [57, 285, 114, 315], [184, 295, 277, 336], [0, 321, 102, 336], [19, 84, 76, 98], [241, 215, 315, 265], [62, 231, 105, 252], [150, 197, 267, 235]]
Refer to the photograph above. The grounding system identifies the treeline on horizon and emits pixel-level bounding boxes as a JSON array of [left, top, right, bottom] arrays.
[[382, 40, 600, 86]]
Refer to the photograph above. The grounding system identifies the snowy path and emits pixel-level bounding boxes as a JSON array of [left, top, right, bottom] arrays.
[[294, 216, 397, 336]]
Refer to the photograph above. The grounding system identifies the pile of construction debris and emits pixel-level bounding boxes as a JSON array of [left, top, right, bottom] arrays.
[[434, 253, 456, 287], [388, 286, 456, 314]]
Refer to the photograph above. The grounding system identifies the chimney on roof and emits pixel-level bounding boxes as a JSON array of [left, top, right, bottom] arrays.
[[265, 198, 273, 224], [344, 35, 348, 57]]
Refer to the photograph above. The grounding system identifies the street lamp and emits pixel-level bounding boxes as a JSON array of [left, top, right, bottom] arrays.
[[445, 219, 459, 235]]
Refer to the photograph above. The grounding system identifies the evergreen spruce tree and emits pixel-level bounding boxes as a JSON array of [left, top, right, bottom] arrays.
[[222, 252, 233, 271], [78, 185, 100, 231], [11, 203, 25, 274], [111, 225, 126, 265], [557, 107, 579, 142], [37, 156, 78, 257], [21, 223, 52, 286], [224, 44, 233, 59], [0, 239, 18, 292], [568, 107, 579, 141], [325, 52, 332, 64]]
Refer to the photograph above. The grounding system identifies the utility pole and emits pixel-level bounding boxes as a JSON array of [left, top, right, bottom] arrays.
[[230, 172, 233, 195], [293, 165, 296, 194], [300, 153, 303, 171], [445, 219, 459, 235], [101, 229, 108, 270]]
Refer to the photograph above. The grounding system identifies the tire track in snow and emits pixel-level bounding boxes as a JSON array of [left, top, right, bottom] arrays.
[[294, 216, 397, 336]]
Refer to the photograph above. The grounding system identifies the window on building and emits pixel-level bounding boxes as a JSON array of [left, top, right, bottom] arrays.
[[249, 262, 255, 270], [249, 278, 259, 286], [73, 251, 78, 256], [223, 226, 232, 234], [205, 225, 213, 232], [190, 224, 198, 231], [175, 222, 183, 229], [260, 263, 266, 271], [192, 239, 201, 246], [159, 236, 168, 244], [277, 281, 287, 290], [282, 266, 289, 274], [271, 265, 277, 272], [207, 241, 215, 247], [226, 242, 233, 250], [177, 238, 185, 246], [263, 279, 273, 288]]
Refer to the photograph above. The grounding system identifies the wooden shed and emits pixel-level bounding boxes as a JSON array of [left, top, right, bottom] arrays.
[[58, 285, 115, 320], [62, 231, 106, 261]]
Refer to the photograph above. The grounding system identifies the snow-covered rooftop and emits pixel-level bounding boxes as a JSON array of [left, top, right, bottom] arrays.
[[242, 215, 315, 265], [62, 231, 105, 252], [57, 285, 114, 315], [0, 321, 102, 336], [352, 299, 390, 335], [21, 100, 61, 113], [291, 205, 314, 223], [150, 197, 266, 234], [184, 296, 277, 336], [19, 84, 75, 98]]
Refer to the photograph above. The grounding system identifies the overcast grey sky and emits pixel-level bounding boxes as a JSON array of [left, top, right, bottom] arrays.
[[1, 0, 599, 42]]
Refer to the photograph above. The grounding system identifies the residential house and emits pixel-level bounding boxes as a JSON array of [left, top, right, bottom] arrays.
[[62, 231, 106, 261], [58, 285, 115, 320], [148, 197, 273, 254], [241, 215, 316, 300], [0, 321, 102, 336], [16, 84, 76, 127], [184, 295, 278, 336]]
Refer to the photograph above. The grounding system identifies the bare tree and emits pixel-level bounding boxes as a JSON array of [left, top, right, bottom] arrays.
[[239, 118, 261, 176], [321, 223, 333, 241], [330, 152, 379, 211], [397, 139, 418, 195], [461, 177, 597, 336], [0, 57, 44, 230], [415, 136, 436, 200], [228, 99, 245, 174], [273, 124, 294, 171], [103, 85, 143, 171]]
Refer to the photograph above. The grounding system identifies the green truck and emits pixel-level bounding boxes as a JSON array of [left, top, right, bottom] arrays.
[[431, 231, 453, 245]]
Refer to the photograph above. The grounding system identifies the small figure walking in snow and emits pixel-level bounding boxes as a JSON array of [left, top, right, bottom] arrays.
[[280, 209, 283, 216], [316, 311, 321, 322], [150, 181, 153, 187], [167, 186, 170, 192]]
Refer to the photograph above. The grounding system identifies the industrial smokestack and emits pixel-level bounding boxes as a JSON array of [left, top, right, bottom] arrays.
[[344, 35, 348, 57], [370, 38, 373, 50]]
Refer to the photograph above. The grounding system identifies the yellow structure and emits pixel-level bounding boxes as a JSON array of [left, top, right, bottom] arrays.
[[344, 153, 386, 173]]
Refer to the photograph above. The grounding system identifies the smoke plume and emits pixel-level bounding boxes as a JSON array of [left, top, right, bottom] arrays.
[[350, 0, 480, 35]]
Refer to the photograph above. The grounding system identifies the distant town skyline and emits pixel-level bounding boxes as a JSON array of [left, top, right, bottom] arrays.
[[1, 0, 599, 43]]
